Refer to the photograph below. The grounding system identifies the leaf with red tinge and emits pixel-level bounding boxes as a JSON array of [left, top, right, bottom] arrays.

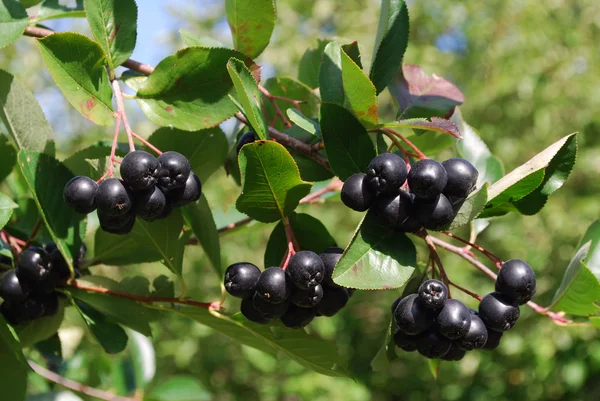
[[381, 117, 461, 139], [389, 64, 464, 120], [427, 359, 441, 380]]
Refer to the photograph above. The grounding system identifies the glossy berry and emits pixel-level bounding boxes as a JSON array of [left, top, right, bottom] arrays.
[[442, 158, 478, 198], [407, 159, 448, 199], [0, 297, 44, 324], [120, 150, 159, 190], [240, 296, 269, 324], [319, 247, 343, 288], [417, 279, 448, 310], [457, 311, 488, 350], [412, 194, 455, 230], [98, 210, 136, 235], [393, 325, 418, 352], [0, 270, 30, 303], [167, 173, 202, 207], [436, 299, 472, 339], [64, 176, 98, 214], [134, 185, 167, 221], [252, 293, 289, 318], [391, 296, 404, 314], [365, 153, 407, 194], [315, 286, 349, 317], [287, 251, 324, 289], [157, 202, 173, 220], [372, 190, 412, 229], [16, 247, 51, 282], [496, 259, 536, 304], [224, 262, 261, 299], [157, 151, 192, 190], [39, 293, 60, 317], [280, 304, 316, 328], [478, 292, 520, 332], [416, 329, 452, 359], [394, 294, 435, 335], [290, 284, 324, 308], [341, 173, 376, 212], [255, 267, 291, 304], [440, 342, 467, 361], [482, 328, 503, 350], [97, 178, 134, 217], [236, 132, 257, 154], [397, 215, 423, 233], [48, 248, 70, 282]]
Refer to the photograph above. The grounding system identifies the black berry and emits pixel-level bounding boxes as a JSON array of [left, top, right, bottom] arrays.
[[417, 279, 448, 310], [482, 328, 503, 350], [372, 190, 412, 229], [407, 159, 448, 199], [478, 292, 520, 332], [16, 247, 51, 282], [391, 296, 404, 314], [315, 286, 349, 317], [236, 132, 257, 154], [0, 270, 30, 303], [396, 215, 423, 233], [48, 248, 70, 282], [393, 325, 418, 352], [416, 329, 452, 359], [63, 176, 98, 214], [290, 284, 324, 308], [412, 194, 455, 230], [496, 259, 536, 305], [436, 299, 471, 339], [287, 251, 324, 289], [442, 158, 478, 198], [0, 297, 44, 324], [319, 247, 343, 288], [394, 294, 435, 335], [280, 304, 316, 329], [39, 293, 60, 317], [167, 173, 202, 207], [134, 185, 167, 221], [97, 178, 134, 217], [341, 173, 376, 212], [120, 150, 159, 190], [98, 210, 136, 235], [224, 262, 261, 299], [157, 151, 192, 190], [457, 311, 488, 350], [440, 342, 467, 361], [240, 295, 269, 324], [252, 293, 290, 318], [365, 153, 407, 194], [255, 267, 291, 304]]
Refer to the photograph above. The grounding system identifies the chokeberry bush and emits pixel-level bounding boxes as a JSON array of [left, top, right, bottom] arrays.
[[0, 0, 598, 399]]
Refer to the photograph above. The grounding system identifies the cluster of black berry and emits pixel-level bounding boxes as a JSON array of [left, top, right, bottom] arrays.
[[64, 151, 201, 235], [0, 243, 85, 325], [224, 248, 352, 328], [392, 259, 536, 361], [341, 154, 479, 231]]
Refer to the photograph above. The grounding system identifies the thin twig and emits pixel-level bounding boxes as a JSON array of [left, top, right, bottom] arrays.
[[441, 231, 504, 269], [97, 113, 121, 183], [112, 80, 135, 152], [381, 128, 427, 159], [299, 177, 343, 204], [259, 86, 292, 128], [23, 219, 42, 249], [448, 281, 482, 301]]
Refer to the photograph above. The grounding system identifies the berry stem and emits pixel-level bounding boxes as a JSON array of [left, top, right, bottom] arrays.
[[448, 281, 482, 301], [111, 80, 135, 152], [381, 128, 427, 160], [299, 177, 343, 204], [259, 86, 293, 128], [130, 131, 163, 155], [440, 231, 504, 269], [23, 218, 42, 249], [421, 232, 451, 295], [282, 216, 299, 252]]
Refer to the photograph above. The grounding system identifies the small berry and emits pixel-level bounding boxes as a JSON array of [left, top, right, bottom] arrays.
[[252, 293, 290, 318], [440, 342, 467, 361], [167, 173, 202, 207], [63, 176, 98, 214], [97, 178, 134, 217], [481, 328, 503, 350], [396, 215, 423, 233], [365, 153, 407, 194], [436, 299, 472, 339], [442, 158, 478, 198], [47, 248, 70, 282], [0, 270, 30, 303], [255, 267, 291, 304], [240, 296, 269, 324], [120, 150, 159, 190], [223, 262, 261, 299], [391, 295, 404, 314], [372, 190, 412, 229], [319, 247, 343, 288], [417, 279, 448, 310], [407, 159, 448, 199], [393, 325, 418, 352], [98, 210, 136, 235], [157, 151, 192, 190], [280, 304, 316, 329], [412, 194, 455, 230], [0, 297, 44, 324], [236, 132, 257, 154], [39, 293, 60, 317], [416, 329, 452, 359], [157, 202, 173, 220], [478, 292, 520, 332], [290, 284, 324, 308], [315, 286, 349, 317], [287, 251, 324, 289], [134, 186, 167, 221], [341, 173, 376, 212], [16, 247, 51, 282], [457, 311, 488, 350], [394, 294, 435, 335], [495, 259, 536, 305]]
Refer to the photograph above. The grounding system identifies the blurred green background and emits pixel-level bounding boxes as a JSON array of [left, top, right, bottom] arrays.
[[3, 0, 600, 400]]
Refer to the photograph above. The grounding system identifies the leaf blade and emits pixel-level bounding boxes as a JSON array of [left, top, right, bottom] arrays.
[[0, 0, 28, 49], [224, 0, 276, 58]]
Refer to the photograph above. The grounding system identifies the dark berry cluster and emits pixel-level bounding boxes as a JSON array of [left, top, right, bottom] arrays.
[[64, 151, 201, 235], [341, 155, 479, 231], [224, 248, 352, 328], [0, 243, 85, 325], [391, 260, 535, 361]]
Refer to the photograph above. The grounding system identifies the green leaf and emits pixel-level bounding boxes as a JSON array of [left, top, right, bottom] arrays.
[[319, 42, 344, 105], [549, 242, 600, 316], [26, 392, 84, 401], [236, 141, 312, 223], [146, 127, 228, 183], [286, 109, 320, 137], [19, 0, 44, 7], [181, 196, 222, 277], [36, 0, 85, 22], [380, 117, 461, 139], [34, 334, 62, 364], [442, 184, 488, 231], [0, 192, 18, 230], [480, 134, 576, 218], [136, 47, 258, 130], [224, 0, 276, 58], [73, 300, 128, 354], [18, 150, 86, 275], [0, 315, 28, 401], [427, 359, 441, 380], [0, 0, 28, 49], [333, 211, 416, 289], [298, 39, 330, 89], [84, 0, 138, 69], [0, 136, 17, 182], [288, 149, 333, 182], [14, 298, 65, 347], [147, 376, 212, 401], [92, 211, 185, 276], [179, 29, 223, 48], [227, 58, 268, 139], [579, 220, 600, 278], [62, 141, 128, 180], [370, 0, 409, 94], [263, 76, 320, 132], [340, 45, 378, 126], [320, 103, 376, 181], [370, 320, 396, 372], [0, 69, 52, 153], [37, 32, 114, 126], [264, 212, 336, 267]]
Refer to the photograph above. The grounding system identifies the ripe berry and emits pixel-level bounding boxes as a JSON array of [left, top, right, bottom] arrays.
[[397, 215, 423, 233], [236, 132, 257, 154], [290, 284, 324, 308], [436, 299, 472, 339], [157, 151, 192, 190], [412, 194, 455, 230], [287, 251, 324, 289], [0, 270, 30, 303], [416, 329, 452, 359], [167, 173, 202, 207], [478, 292, 520, 332], [98, 210, 136, 235], [120, 150, 159, 190], [16, 247, 51, 282], [134, 186, 167, 221], [496, 259, 536, 305], [224, 262, 261, 298], [365, 153, 407, 194], [372, 190, 412, 229], [280, 304, 316, 329], [319, 247, 343, 288], [440, 342, 467, 361], [341, 173, 376, 212], [252, 293, 290, 318], [442, 158, 478, 198], [240, 296, 269, 324], [393, 325, 418, 352], [255, 267, 291, 304], [457, 311, 488, 350], [315, 286, 349, 317], [48, 248, 70, 282], [417, 279, 448, 310], [63, 176, 98, 214], [0, 297, 44, 324], [97, 178, 134, 217], [482, 328, 503, 350], [394, 294, 435, 335], [391, 296, 404, 314], [39, 293, 60, 317], [407, 159, 448, 199]]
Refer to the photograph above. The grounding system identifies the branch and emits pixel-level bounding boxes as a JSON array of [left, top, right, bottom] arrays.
[[381, 128, 427, 160]]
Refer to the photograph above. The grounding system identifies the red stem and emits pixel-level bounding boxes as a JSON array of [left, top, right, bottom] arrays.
[[382, 128, 427, 159], [259, 86, 292, 128], [441, 231, 504, 269]]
